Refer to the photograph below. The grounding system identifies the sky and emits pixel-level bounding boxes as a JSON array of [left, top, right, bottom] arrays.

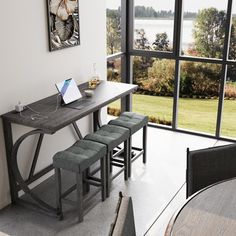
[[106, 0, 233, 12]]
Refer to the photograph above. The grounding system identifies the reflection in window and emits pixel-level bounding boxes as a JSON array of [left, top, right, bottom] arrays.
[[106, 0, 122, 115], [107, 58, 121, 82], [178, 62, 221, 134], [221, 66, 236, 138], [134, 0, 175, 52], [132, 56, 175, 126], [107, 58, 121, 116], [106, 0, 121, 55], [182, 0, 227, 59]]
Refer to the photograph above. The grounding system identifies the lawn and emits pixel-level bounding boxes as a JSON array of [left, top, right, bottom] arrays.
[[108, 94, 236, 138]]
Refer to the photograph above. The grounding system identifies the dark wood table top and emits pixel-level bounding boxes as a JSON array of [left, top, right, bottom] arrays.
[[1, 81, 137, 134], [166, 178, 236, 236]]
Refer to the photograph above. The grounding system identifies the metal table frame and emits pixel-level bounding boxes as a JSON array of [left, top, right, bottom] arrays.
[[1, 81, 137, 216]]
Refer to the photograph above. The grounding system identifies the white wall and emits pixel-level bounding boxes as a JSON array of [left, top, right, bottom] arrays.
[[0, 0, 106, 208]]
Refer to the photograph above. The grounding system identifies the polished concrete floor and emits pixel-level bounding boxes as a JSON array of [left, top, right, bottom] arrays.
[[0, 126, 231, 236]]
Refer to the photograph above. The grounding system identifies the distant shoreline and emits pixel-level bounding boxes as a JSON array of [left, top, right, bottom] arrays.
[[135, 17, 196, 21]]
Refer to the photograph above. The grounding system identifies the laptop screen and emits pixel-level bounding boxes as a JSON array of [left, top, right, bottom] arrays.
[[55, 78, 82, 104]]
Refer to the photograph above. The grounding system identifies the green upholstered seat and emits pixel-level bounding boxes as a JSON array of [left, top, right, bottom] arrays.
[[53, 140, 106, 173], [85, 124, 130, 195], [84, 125, 129, 150], [108, 112, 148, 135], [53, 139, 107, 222], [108, 112, 148, 177]]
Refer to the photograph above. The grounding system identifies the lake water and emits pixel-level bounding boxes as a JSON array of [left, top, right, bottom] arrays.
[[134, 19, 194, 50]]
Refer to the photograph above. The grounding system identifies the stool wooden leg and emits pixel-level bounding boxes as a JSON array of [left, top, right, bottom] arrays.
[[55, 168, 63, 220], [83, 169, 90, 194], [143, 125, 147, 164], [100, 157, 106, 201], [76, 172, 83, 223], [106, 152, 111, 198], [110, 153, 113, 174], [128, 137, 132, 178], [124, 140, 129, 181]]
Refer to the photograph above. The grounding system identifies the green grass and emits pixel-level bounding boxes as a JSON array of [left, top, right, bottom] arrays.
[[109, 94, 236, 138]]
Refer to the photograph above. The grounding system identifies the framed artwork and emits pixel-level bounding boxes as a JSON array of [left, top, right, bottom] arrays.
[[46, 0, 80, 51]]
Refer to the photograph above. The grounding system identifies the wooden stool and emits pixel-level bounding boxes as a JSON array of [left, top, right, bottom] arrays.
[[85, 125, 130, 197], [53, 140, 107, 222], [109, 112, 148, 177]]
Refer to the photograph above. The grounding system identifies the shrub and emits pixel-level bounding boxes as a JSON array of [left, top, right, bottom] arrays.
[[136, 59, 175, 96], [148, 115, 172, 126], [134, 59, 223, 98], [107, 107, 121, 117], [133, 56, 153, 82], [225, 82, 236, 98], [148, 116, 158, 123], [180, 62, 221, 97]]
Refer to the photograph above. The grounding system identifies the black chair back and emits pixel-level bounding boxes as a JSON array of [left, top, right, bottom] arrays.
[[186, 144, 236, 198]]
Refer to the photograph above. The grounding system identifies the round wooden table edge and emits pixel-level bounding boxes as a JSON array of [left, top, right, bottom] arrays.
[[164, 177, 236, 236]]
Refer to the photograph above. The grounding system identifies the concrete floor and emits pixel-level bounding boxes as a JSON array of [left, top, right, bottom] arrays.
[[0, 127, 231, 236]]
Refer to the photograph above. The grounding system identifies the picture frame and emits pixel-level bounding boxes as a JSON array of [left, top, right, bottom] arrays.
[[46, 0, 80, 51]]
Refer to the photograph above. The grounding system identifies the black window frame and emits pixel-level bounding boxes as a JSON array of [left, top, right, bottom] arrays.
[[107, 0, 236, 142]]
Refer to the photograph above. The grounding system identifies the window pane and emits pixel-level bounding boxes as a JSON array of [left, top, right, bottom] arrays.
[[221, 65, 236, 138], [106, 0, 121, 55], [134, 0, 175, 52], [228, 0, 236, 60], [107, 58, 121, 82], [178, 62, 221, 134], [132, 56, 175, 126], [182, 0, 227, 59], [107, 58, 121, 116]]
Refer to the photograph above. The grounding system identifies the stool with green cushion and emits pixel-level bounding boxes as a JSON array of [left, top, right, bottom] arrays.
[[53, 139, 107, 223], [108, 112, 148, 177], [85, 125, 130, 197]]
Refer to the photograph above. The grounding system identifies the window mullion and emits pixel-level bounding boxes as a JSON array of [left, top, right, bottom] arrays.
[[172, 0, 183, 129], [215, 0, 233, 138]]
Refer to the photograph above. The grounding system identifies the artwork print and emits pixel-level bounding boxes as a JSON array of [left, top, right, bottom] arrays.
[[47, 0, 80, 51]]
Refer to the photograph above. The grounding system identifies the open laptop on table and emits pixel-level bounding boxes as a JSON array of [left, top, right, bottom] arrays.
[[55, 78, 94, 110]]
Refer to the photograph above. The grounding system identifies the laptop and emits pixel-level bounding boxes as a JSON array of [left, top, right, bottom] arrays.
[[55, 78, 94, 109]]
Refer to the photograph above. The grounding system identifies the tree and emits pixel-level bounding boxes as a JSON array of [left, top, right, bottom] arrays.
[[152, 32, 170, 51], [229, 18, 236, 60], [134, 28, 151, 50], [135, 6, 157, 18], [106, 9, 121, 55], [133, 29, 153, 82], [193, 8, 226, 58], [192, 8, 236, 82]]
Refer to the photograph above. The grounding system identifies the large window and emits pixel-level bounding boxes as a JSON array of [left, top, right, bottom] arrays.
[[106, 0, 236, 140], [221, 1, 236, 138]]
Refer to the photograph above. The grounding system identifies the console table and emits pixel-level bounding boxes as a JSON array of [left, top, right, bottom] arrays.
[[1, 81, 137, 216]]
